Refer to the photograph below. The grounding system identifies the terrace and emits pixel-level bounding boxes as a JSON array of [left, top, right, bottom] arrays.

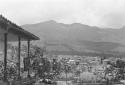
[[0, 15, 39, 83]]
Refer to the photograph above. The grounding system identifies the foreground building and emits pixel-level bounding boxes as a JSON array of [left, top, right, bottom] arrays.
[[0, 15, 39, 82]]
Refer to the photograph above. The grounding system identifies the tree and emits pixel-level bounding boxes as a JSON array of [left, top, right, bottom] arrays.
[[103, 59, 125, 83], [115, 59, 125, 80], [52, 59, 61, 74]]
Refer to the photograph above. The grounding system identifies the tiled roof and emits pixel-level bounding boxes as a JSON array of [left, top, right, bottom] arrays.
[[0, 15, 40, 40]]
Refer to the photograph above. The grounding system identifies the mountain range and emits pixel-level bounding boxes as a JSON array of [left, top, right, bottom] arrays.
[[22, 21, 125, 55]]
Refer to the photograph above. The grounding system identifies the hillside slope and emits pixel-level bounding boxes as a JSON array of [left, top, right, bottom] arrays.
[[22, 21, 125, 54]]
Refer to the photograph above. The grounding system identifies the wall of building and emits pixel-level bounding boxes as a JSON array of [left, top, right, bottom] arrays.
[[0, 28, 5, 56], [0, 40, 4, 50], [0, 40, 4, 60]]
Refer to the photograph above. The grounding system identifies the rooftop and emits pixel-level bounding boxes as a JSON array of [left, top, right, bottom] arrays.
[[0, 15, 40, 40]]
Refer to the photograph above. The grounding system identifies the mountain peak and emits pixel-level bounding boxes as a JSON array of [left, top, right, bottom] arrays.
[[47, 20, 57, 23], [45, 20, 57, 24]]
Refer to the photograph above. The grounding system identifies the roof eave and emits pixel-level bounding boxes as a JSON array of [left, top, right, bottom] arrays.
[[0, 15, 40, 41]]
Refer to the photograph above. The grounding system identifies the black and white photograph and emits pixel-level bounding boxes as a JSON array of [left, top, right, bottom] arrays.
[[0, 0, 125, 85]]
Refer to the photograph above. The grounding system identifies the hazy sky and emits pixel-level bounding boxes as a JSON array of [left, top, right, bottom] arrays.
[[0, 0, 125, 28]]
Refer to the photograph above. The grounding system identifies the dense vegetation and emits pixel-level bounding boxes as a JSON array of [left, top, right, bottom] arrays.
[[0, 44, 125, 84]]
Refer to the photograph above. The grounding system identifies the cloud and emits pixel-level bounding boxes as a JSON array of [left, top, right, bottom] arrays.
[[0, 0, 125, 28], [100, 12, 125, 28]]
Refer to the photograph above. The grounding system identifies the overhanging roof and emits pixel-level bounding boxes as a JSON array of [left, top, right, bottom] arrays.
[[0, 15, 40, 40]]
